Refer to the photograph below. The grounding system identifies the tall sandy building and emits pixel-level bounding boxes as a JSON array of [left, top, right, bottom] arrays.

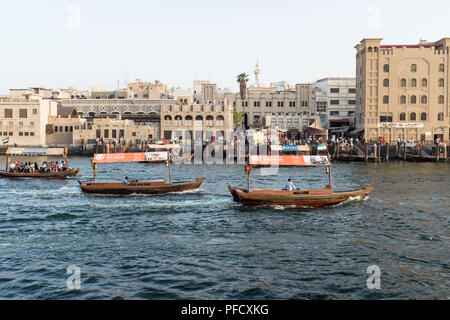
[[355, 38, 450, 142]]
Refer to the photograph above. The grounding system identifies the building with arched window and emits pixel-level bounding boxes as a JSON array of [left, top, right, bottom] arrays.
[[355, 37, 450, 142], [160, 103, 233, 141]]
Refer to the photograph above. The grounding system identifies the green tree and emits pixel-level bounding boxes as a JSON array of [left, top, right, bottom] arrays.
[[236, 73, 249, 100]]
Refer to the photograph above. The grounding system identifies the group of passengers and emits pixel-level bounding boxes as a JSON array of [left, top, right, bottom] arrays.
[[9, 161, 70, 173]]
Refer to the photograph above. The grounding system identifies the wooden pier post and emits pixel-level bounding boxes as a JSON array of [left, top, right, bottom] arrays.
[[365, 143, 368, 163], [374, 143, 377, 162], [403, 143, 407, 161], [436, 144, 440, 162], [386, 142, 389, 163]]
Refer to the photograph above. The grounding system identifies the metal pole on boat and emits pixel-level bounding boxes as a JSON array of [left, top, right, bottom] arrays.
[[5, 154, 9, 171], [168, 152, 172, 184], [93, 163, 96, 183]]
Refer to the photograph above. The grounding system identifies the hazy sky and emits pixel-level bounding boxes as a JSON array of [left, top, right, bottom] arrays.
[[1, 0, 449, 94]]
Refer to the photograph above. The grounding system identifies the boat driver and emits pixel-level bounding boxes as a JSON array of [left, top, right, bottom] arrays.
[[283, 178, 297, 191]]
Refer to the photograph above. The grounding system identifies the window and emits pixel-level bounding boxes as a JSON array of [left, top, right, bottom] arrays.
[[422, 78, 428, 87], [64, 126, 68, 132], [30, 132, 34, 136], [348, 100, 356, 105], [254, 101, 260, 107], [330, 100, 339, 105], [379, 114, 392, 122], [349, 88, 356, 93], [266, 101, 272, 107], [25, 132, 29, 136], [287, 118, 292, 125], [438, 78, 444, 87], [112, 129, 117, 138], [438, 112, 444, 121], [271, 118, 277, 125], [421, 95, 427, 104], [411, 64, 417, 72], [9, 132, 13, 136], [421, 112, 427, 121], [383, 95, 389, 104], [410, 95, 416, 104], [132, 132, 136, 137], [277, 101, 284, 107], [104, 129, 109, 138], [411, 78, 417, 87], [30, 121, 34, 126], [4, 109, 12, 118], [383, 64, 389, 72], [383, 79, 389, 87], [439, 63, 444, 72], [33, 109, 38, 115], [410, 112, 416, 121], [278, 118, 283, 125], [289, 101, 296, 107], [70, 126, 73, 132], [19, 109, 27, 118], [348, 111, 354, 116], [438, 95, 444, 104], [330, 88, 339, 93], [19, 132, 23, 136], [55, 126, 58, 132], [330, 111, 339, 116], [400, 79, 406, 87], [400, 95, 406, 104]]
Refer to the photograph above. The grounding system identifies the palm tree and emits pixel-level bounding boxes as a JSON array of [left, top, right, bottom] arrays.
[[236, 73, 249, 100]]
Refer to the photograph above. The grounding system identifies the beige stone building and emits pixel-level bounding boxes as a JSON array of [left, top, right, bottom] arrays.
[[0, 95, 57, 146], [46, 115, 158, 147], [355, 38, 450, 142], [160, 103, 233, 141]]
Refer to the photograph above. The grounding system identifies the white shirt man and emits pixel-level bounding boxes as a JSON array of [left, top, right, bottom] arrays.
[[284, 179, 297, 191]]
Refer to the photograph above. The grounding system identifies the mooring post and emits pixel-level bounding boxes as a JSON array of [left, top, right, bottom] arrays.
[[436, 143, 440, 162], [403, 142, 407, 161], [386, 142, 389, 162], [373, 143, 377, 162], [365, 143, 368, 163]]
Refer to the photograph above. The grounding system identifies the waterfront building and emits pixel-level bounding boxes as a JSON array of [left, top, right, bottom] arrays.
[[312, 77, 356, 137], [46, 115, 158, 147], [160, 103, 234, 141], [355, 38, 450, 141], [0, 95, 57, 146]]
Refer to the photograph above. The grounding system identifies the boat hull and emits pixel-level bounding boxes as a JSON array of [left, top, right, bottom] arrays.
[[78, 177, 205, 195], [228, 185, 374, 208], [0, 168, 80, 179]]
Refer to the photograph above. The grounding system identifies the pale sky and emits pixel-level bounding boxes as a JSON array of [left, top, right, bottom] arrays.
[[1, 0, 449, 94]]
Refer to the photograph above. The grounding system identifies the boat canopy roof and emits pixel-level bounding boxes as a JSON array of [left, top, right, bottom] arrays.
[[249, 155, 330, 166], [93, 151, 168, 163], [6, 147, 66, 156], [147, 144, 181, 150], [270, 145, 310, 152]]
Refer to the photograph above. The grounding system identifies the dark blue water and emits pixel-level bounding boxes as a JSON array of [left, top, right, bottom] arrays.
[[0, 158, 448, 299]]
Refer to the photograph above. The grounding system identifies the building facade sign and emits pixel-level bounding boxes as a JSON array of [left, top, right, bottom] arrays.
[[377, 123, 424, 129]]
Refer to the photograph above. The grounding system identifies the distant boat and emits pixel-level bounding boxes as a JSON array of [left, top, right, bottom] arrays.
[[78, 151, 204, 195], [140, 144, 193, 164], [0, 147, 80, 179], [228, 150, 374, 208]]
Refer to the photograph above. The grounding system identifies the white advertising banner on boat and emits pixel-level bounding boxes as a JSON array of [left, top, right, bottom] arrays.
[[377, 123, 424, 128], [144, 152, 168, 161]]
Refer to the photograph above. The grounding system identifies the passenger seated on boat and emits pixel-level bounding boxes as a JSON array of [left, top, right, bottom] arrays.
[[283, 178, 298, 191], [34, 162, 39, 172], [9, 162, 15, 173], [122, 177, 129, 185]]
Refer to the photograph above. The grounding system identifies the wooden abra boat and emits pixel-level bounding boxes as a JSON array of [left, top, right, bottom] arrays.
[[228, 185, 374, 208], [78, 177, 205, 195], [0, 147, 80, 179], [78, 151, 205, 195], [0, 168, 80, 179], [229, 151, 374, 208]]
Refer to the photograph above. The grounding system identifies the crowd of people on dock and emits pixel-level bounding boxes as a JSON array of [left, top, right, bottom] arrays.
[[8, 161, 70, 173]]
